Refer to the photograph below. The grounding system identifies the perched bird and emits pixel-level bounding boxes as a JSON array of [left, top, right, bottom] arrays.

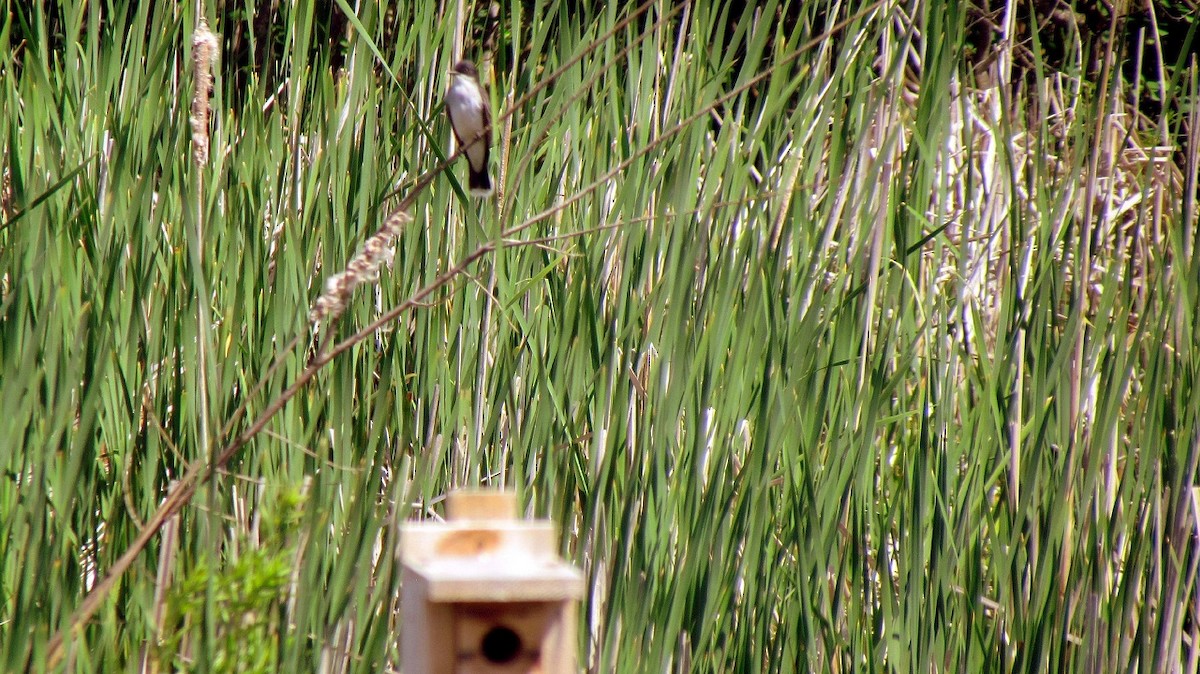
[[445, 59, 493, 197]]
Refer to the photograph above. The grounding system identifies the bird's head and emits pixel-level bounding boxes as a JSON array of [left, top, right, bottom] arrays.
[[450, 60, 479, 79]]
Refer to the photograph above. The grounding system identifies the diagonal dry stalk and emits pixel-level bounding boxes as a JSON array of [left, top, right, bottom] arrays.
[[44, 0, 887, 664]]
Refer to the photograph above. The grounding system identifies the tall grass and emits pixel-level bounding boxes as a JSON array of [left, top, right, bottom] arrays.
[[1, 0, 1197, 672]]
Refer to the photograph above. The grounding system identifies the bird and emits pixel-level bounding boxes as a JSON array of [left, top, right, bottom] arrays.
[[445, 59, 493, 197]]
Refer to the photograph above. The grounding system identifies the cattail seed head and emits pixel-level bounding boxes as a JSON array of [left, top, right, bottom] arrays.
[[310, 209, 413, 324], [190, 20, 219, 166]]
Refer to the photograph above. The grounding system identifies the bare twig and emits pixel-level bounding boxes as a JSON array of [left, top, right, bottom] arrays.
[[45, 2, 887, 663]]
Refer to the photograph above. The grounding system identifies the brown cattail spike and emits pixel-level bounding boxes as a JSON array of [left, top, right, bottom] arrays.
[[189, 20, 219, 166]]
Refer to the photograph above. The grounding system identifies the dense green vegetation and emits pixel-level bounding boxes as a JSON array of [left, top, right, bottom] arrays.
[[2, 1, 1197, 671]]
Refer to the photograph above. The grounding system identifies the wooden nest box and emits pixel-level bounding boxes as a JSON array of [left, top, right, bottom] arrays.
[[400, 490, 585, 673]]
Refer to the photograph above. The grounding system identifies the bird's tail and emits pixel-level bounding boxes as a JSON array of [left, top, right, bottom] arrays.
[[468, 166, 493, 197]]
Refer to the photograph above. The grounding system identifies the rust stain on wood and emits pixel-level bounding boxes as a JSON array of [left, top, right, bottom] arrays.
[[437, 529, 501, 555]]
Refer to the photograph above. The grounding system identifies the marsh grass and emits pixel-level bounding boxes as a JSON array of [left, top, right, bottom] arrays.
[[1, 1, 1197, 672]]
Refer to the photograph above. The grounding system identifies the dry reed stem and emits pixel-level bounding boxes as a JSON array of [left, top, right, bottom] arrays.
[[46, 2, 894, 663]]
